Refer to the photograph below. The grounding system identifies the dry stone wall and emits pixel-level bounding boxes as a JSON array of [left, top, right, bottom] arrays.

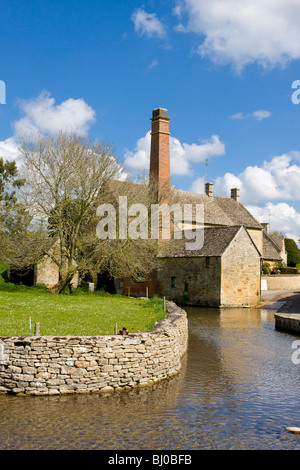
[[0, 302, 188, 396], [262, 275, 300, 291]]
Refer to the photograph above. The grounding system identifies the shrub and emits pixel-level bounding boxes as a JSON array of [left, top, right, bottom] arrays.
[[262, 262, 271, 275]]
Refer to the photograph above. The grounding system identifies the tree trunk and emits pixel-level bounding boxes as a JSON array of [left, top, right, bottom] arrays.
[[49, 268, 76, 294]]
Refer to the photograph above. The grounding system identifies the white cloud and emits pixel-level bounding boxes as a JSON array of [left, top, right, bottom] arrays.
[[123, 131, 151, 173], [230, 110, 271, 121], [176, 0, 300, 71], [190, 151, 300, 242], [213, 152, 300, 205], [252, 110, 272, 121], [190, 176, 205, 193], [246, 202, 300, 243], [148, 59, 159, 71], [131, 8, 166, 39], [0, 137, 22, 162], [179, 134, 225, 163], [124, 131, 225, 177], [0, 91, 97, 165], [14, 90, 96, 137]]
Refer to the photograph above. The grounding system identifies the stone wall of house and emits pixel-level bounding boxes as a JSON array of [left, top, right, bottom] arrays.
[[158, 257, 221, 306], [35, 256, 79, 288], [35, 256, 59, 288], [221, 228, 261, 307], [0, 302, 188, 396], [262, 275, 300, 291], [247, 228, 263, 256]]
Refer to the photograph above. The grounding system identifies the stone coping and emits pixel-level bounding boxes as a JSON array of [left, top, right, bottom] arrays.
[[274, 313, 300, 336]]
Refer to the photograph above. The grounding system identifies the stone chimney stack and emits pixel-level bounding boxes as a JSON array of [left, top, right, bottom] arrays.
[[231, 188, 240, 202], [205, 182, 213, 197], [261, 223, 269, 233], [149, 108, 171, 198]]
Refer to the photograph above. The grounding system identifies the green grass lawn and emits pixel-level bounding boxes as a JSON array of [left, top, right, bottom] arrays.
[[0, 282, 166, 337]]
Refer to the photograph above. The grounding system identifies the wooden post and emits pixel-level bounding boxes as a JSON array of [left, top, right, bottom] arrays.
[[146, 287, 148, 298], [128, 287, 130, 297], [163, 296, 166, 312], [34, 322, 40, 336], [114, 323, 118, 335]]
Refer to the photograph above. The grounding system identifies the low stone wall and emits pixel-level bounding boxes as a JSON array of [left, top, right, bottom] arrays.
[[262, 275, 300, 291], [0, 302, 188, 396], [275, 313, 300, 336]]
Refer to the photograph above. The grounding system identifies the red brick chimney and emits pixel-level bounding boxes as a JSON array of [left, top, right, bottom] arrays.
[[149, 107, 171, 199]]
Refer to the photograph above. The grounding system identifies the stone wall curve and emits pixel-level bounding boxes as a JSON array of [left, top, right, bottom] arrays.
[[0, 301, 188, 396]]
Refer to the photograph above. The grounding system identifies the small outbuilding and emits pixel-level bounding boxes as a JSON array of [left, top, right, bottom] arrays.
[[158, 225, 261, 307]]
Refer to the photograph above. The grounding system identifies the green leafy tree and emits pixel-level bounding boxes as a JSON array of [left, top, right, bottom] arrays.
[[285, 238, 300, 267], [0, 157, 25, 231]]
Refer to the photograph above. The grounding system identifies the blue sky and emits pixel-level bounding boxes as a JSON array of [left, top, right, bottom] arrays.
[[1, 0, 300, 241]]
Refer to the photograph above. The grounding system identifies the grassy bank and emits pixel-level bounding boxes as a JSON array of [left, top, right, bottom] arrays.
[[0, 282, 165, 336]]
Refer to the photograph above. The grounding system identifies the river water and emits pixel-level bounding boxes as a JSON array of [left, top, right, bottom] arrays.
[[1, 306, 300, 450]]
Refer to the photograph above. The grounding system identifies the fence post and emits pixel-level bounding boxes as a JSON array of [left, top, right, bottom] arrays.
[[34, 322, 40, 336]]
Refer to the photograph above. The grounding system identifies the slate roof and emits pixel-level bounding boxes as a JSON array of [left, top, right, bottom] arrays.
[[159, 225, 245, 258], [106, 180, 149, 205], [174, 189, 262, 229], [107, 181, 263, 230], [262, 231, 283, 261], [268, 233, 285, 252]]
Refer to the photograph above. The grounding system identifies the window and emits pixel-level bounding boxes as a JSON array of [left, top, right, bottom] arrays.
[[184, 282, 189, 293], [206, 257, 210, 268], [171, 276, 176, 288]]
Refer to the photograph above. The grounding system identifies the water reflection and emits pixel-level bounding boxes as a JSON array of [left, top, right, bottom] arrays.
[[1, 307, 300, 450]]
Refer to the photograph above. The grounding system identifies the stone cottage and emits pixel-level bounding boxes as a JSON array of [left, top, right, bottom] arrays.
[[8, 239, 78, 289], [158, 225, 261, 307]]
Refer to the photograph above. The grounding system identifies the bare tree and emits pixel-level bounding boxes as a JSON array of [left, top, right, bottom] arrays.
[[19, 132, 123, 293]]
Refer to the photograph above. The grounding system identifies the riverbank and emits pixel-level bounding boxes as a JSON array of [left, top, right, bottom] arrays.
[[261, 290, 300, 309], [261, 290, 300, 336]]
